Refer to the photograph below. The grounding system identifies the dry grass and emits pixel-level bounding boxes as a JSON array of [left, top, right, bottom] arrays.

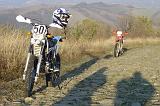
[[126, 37, 160, 48], [60, 37, 114, 63], [0, 25, 29, 81], [127, 37, 160, 44], [1, 24, 160, 82]]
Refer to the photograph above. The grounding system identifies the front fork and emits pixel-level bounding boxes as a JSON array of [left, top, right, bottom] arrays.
[[23, 45, 44, 83], [23, 53, 31, 80], [34, 44, 45, 82], [23, 53, 42, 82], [35, 54, 42, 82]]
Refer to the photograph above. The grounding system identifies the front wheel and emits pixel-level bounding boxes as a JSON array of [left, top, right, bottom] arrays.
[[119, 40, 124, 55], [114, 42, 120, 57], [25, 55, 37, 97]]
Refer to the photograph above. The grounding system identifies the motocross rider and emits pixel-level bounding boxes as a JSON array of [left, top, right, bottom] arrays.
[[46, 8, 71, 72]]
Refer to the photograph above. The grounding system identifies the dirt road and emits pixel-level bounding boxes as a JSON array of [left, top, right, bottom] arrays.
[[1, 45, 160, 106]]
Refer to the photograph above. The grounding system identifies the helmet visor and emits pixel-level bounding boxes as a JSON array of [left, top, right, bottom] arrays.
[[60, 13, 71, 24]]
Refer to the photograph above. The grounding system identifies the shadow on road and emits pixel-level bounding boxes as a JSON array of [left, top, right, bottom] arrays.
[[123, 47, 130, 54], [31, 57, 99, 95], [114, 72, 155, 106], [32, 85, 47, 95], [60, 57, 99, 85], [53, 67, 107, 106], [103, 48, 131, 59], [103, 54, 113, 59]]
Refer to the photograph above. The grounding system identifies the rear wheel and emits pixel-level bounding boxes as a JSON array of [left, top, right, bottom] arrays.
[[25, 55, 37, 97], [45, 72, 61, 89], [45, 73, 51, 87], [114, 42, 120, 57], [51, 72, 61, 89], [51, 54, 61, 89]]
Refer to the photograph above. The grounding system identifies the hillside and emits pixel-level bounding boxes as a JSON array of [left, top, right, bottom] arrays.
[[1, 0, 160, 8], [0, 2, 155, 27], [152, 11, 160, 27]]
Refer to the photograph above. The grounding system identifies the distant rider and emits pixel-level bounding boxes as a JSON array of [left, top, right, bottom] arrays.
[[112, 29, 128, 53], [112, 29, 128, 43]]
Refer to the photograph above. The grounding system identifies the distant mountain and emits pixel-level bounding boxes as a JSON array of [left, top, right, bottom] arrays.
[[105, 0, 160, 9], [0, 2, 133, 26], [152, 11, 160, 27], [71, 2, 133, 25], [1, 0, 160, 9], [0, 2, 159, 27]]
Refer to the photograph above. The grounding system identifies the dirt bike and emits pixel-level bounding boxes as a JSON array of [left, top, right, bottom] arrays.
[[16, 15, 64, 97], [113, 34, 124, 57]]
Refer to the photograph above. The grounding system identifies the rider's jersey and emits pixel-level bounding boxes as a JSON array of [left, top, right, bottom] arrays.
[[48, 25, 64, 36], [48, 20, 65, 48], [47, 36, 61, 47], [112, 30, 128, 41]]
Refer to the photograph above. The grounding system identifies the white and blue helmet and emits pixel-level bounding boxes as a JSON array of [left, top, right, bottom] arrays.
[[51, 8, 71, 28]]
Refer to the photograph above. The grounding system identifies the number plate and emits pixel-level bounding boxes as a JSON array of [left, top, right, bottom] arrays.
[[32, 24, 47, 35], [31, 24, 47, 40]]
